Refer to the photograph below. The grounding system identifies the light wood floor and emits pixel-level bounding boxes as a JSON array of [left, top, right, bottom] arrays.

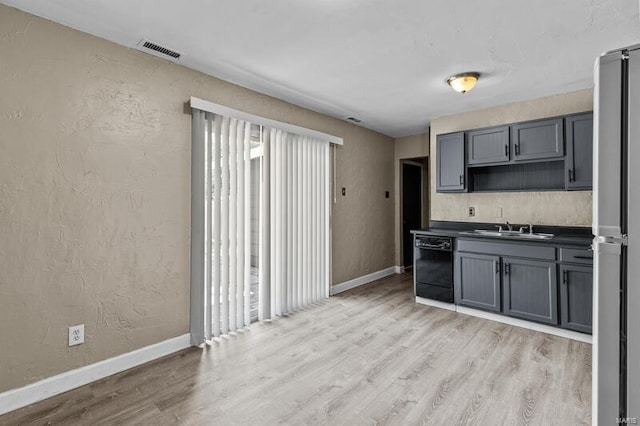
[[0, 272, 591, 425]]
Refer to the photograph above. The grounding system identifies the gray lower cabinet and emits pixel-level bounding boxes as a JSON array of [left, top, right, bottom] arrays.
[[566, 113, 593, 190], [467, 125, 510, 165], [560, 264, 593, 333], [451, 239, 592, 333], [454, 252, 501, 312], [511, 117, 564, 162], [436, 132, 466, 192], [502, 257, 558, 325]]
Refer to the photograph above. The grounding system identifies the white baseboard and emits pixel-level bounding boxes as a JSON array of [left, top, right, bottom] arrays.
[[454, 306, 592, 344], [416, 298, 591, 343], [330, 266, 398, 295], [415, 296, 456, 312], [394, 265, 405, 274], [0, 333, 191, 416]]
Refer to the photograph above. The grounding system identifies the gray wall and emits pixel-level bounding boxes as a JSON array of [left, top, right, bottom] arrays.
[[0, 4, 395, 393]]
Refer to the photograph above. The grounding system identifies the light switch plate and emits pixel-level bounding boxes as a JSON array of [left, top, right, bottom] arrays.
[[68, 324, 84, 346]]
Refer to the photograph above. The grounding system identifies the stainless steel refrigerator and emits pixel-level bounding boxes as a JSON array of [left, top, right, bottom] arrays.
[[593, 45, 640, 424]]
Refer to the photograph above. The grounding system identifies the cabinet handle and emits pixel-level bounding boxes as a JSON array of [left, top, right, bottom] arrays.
[[459, 174, 464, 185], [515, 143, 520, 156], [504, 263, 509, 275], [568, 169, 574, 182], [495, 261, 500, 274], [504, 144, 508, 157], [573, 255, 593, 260], [562, 270, 568, 285]]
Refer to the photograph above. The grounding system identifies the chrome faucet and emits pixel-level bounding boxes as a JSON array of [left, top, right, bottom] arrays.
[[517, 223, 534, 234], [495, 221, 513, 233]]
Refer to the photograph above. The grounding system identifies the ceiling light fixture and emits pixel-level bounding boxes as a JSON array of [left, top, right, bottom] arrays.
[[446, 72, 480, 94]]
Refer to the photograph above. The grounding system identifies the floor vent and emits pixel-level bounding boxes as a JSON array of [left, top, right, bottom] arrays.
[[136, 39, 182, 61]]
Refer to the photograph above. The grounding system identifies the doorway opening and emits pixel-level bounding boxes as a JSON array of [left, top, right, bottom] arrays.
[[401, 159, 428, 269]]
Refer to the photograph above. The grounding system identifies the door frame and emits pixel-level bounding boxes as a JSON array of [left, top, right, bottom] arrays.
[[400, 160, 425, 269]]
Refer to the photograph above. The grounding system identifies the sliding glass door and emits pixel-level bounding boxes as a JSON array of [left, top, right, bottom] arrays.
[[191, 103, 333, 343]]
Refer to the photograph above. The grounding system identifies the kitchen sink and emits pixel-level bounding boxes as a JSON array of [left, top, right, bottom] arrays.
[[461, 229, 554, 239], [513, 232, 554, 239], [471, 230, 515, 237]]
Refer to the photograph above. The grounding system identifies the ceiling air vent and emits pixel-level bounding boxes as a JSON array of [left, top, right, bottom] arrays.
[[345, 116, 362, 123], [136, 39, 182, 62]]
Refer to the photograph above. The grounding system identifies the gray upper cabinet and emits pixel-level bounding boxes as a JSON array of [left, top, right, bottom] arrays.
[[511, 118, 564, 162], [436, 132, 466, 192], [455, 252, 501, 312], [566, 113, 593, 190], [560, 264, 593, 334], [502, 257, 558, 325], [435, 112, 592, 193], [467, 126, 510, 165]]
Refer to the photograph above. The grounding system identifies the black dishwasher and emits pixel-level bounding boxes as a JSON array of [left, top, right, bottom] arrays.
[[414, 235, 454, 303]]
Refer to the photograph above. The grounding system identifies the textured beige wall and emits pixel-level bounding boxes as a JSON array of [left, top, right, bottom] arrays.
[[430, 89, 593, 226], [0, 5, 394, 393], [394, 133, 429, 266]]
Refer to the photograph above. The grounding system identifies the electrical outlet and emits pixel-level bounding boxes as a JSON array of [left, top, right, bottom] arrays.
[[385, 191, 390, 198], [468, 207, 475, 217], [342, 187, 346, 196], [68, 324, 84, 347]]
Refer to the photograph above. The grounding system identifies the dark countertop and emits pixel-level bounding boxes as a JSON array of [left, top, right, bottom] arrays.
[[411, 221, 593, 247]]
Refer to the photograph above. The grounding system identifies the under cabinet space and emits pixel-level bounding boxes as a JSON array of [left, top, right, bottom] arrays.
[[469, 160, 565, 192]]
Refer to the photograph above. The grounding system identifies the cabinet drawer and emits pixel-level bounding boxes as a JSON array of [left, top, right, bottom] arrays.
[[559, 248, 593, 264], [457, 239, 556, 260]]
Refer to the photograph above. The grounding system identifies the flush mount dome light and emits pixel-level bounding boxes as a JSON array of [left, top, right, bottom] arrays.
[[446, 72, 480, 94]]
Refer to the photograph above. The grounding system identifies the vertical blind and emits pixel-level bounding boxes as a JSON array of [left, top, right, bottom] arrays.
[[191, 107, 331, 342], [192, 110, 252, 339], [261, 129, 330, 320]]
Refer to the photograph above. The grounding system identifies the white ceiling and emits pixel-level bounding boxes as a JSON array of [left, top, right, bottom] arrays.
[[2, 0, 639, 137]]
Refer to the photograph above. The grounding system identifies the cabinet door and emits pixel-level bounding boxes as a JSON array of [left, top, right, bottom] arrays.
[[511, 118, 564, 162], [560, 265, 593, 333], [566, 113, 593, 190], [454, 252, 501, 312], [436, 132, 466, 192], [503, 257, 558, 324], [467, 126, 510, 165]]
